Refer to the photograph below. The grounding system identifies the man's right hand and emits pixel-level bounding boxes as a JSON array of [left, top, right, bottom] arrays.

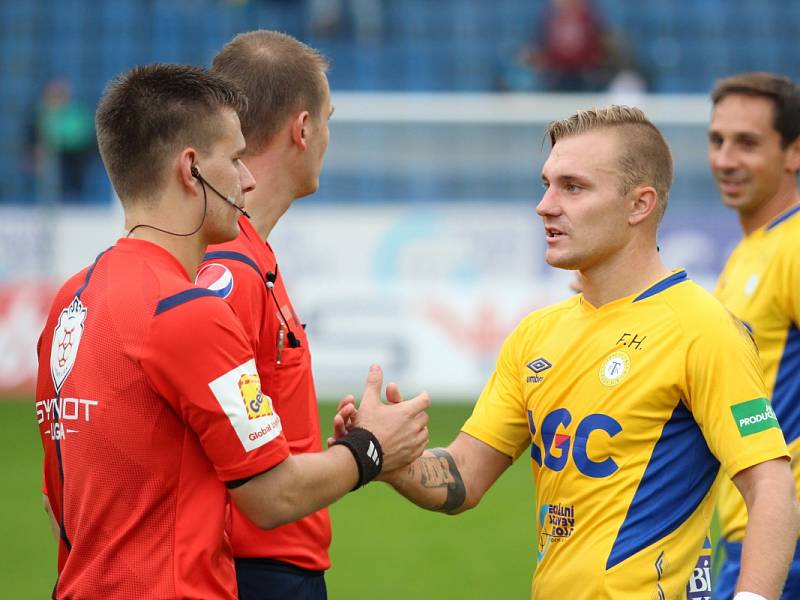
[[352, 364, 430, 473]]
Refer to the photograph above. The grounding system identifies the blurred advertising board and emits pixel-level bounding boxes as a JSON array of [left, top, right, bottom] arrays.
[[0, 202, 738, 398]]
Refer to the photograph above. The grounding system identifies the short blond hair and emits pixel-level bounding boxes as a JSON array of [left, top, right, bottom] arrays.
[[547, 106, 674, 223]]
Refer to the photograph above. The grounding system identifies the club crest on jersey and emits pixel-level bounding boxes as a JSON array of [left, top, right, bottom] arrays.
[[195, 263, 234, 298], [50, 297, 88, 393], [239, 374, 274, 420], [599, 350, 630, 387], [744, 273, 760, 296]]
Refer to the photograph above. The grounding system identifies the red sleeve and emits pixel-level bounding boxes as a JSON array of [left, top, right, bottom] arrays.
[[141, 295, 289, 482]]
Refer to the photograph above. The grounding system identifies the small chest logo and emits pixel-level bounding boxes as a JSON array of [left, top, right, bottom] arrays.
[[50, 297, 88, 393], [526, 357, 552, 383], [599, 351, 630, 387], [238, 373, 274, 420], [744, 273, 760, 296]]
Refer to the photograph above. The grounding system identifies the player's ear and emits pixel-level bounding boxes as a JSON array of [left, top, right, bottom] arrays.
[[179, 148, 198, 194], [785, 136, 800, 174], [290, 111, 310, 152], [628, 185, 659, 226]]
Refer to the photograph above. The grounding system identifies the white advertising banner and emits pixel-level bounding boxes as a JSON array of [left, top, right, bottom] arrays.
[[268, 203, 569, 398], [0, 202, 732, 398]]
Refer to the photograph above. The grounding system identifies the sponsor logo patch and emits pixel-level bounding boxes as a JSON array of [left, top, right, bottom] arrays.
[[537, 502, 575, 562], [731, 397, 779, 437], [36, 396, 99, 440], [50, 297, 88, 393], [598, 350, 630, 387], [196, 263, 234, 299], [239, 374, 273, 419], [209, 359, 281, 451], [686, 553, 712, 598]]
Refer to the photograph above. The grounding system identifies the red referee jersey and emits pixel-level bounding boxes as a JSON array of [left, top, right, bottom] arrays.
[[36, 238, 290, 599], [200, 216, 331, 572]]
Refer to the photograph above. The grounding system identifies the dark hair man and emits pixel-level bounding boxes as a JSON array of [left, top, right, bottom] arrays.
[[709, 72, 800, 600]]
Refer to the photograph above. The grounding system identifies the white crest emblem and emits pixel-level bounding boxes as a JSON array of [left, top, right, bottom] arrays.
[[50, 297, 88, 393], [599, 351, 631, 387]]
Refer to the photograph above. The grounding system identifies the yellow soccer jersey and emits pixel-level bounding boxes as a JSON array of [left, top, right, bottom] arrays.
[[462, 270, 789, 600], [715, 205, 800, 542]]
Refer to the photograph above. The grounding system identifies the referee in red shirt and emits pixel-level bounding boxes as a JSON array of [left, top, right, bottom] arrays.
[[198, 31, 343, 599], [36, 63, 429, 600]]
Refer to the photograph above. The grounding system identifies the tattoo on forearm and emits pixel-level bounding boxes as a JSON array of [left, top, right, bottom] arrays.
[[406, 448, 466, 512]]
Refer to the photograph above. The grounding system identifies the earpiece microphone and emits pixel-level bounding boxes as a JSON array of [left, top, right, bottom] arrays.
[[127, 163, 249, 238], [191, 165, 251, 219]]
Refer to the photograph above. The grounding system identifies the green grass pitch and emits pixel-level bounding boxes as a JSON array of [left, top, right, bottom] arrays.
[[1, 399, 538, 599]]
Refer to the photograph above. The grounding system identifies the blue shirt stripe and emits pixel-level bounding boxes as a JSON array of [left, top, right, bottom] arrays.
[[154, 288, 220, 315], [202, 251, 262, 278], [75, 247, 113, 299], [606, 400, 719, 570], [633, 271, 689, 303], [766, 204, 800, 231], [772, 323, 800, 443]]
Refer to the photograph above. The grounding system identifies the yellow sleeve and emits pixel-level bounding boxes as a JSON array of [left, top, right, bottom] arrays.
[[684, 308, 789, 480], [462, 327, 531, 460]]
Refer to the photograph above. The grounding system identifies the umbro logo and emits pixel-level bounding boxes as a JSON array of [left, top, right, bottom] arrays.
[[526, 357, 552, 384], [367, 440, 380, 466], [527, 358, 552, 373]]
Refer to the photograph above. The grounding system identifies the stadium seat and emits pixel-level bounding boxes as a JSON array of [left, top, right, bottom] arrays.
[[2, 0, 800, 204]]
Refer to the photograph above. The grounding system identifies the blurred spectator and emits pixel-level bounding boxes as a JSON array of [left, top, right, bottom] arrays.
[[497, 0, 648, 94], [502, 0, 609, 92], [520, 0, 609, 92], [27, 79, 96, 203], [605, 36, 649, 101], [309, 0, 383, 41]]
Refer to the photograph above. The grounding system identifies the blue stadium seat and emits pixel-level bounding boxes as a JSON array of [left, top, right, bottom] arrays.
[[2, 0, 800, 204]]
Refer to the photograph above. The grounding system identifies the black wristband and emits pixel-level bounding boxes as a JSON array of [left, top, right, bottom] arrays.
[[331, 427, 383, 490]]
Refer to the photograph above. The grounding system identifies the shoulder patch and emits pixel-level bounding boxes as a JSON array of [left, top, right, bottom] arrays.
[[731, 398, 779, 437], [208, 359, 282, 451], [196, 262, 235, 298]]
